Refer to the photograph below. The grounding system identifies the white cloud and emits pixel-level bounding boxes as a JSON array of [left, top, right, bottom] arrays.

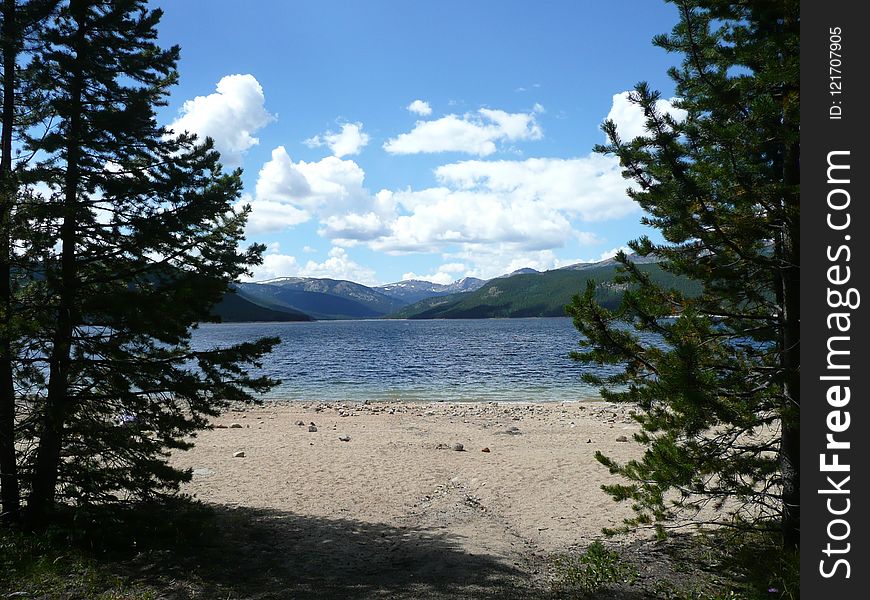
[[442, 245, 572, 280], [366, 187, 572, 254], [318, 211, 390, 241], [406, 100, 432, 116], [401, 262, 469, 285], [245, 146, 375, 234], [401, 271, 453, 285], [254, 147, 311, 203], [236, 197, 309, 234], [383, 107, 543, 156], [278, 153, 636, 267], [575, 231, 603, 245], [605, 91, 687, 141], [596, 246, 633, 261], [304, 122, 370, 157], [437, 262, 467, 273], [169, 74, 274, 167], [238, 92, 651, 281], [299, 247, 377, 284], [309, 152, 636, 276], [247, 253, 299, 282], [245, 246, 378, 285], [434, 154, 637, 221]]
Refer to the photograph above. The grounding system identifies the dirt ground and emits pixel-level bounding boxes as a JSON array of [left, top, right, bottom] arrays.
[[163, 400, 684, 598]]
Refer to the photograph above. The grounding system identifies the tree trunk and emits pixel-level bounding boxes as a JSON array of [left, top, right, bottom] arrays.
[[0, 0, 21, 524], [26, 0, 85, 526], [779, 118, 800, 550]]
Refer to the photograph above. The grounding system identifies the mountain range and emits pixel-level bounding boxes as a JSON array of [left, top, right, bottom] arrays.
[[375, 277, 486, 304], [210, 255, 691, 322]]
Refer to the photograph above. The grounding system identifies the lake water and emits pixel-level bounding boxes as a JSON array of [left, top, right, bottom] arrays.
[[190, 317, 619, 403]]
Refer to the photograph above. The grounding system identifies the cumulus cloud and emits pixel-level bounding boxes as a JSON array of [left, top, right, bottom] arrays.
[[596, 245, 633, 261], [433, 154, 637, 221], [406, 100, 432, 116], [169, 74, 274, 166], [299, 153, 635, 266], [318, 212, 390, 242], [605, 91, 687, 141], [249, 253, 299, 282], [304, 122, 370, 157], [239, 91, 656, 281], [254, 146, 311, 203], [441, 245, 578, 280], [366, 187, 573, 254], [244, 146, 376, 233], [383, 107, 543, 156], [236, 196, 309, 235], [401, 262, 469, 285], [298, 247, 377, 284], [245, 247, 377, 285]]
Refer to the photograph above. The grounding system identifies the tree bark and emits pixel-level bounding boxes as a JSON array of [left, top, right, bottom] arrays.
[[779, 137, 800, 550], [0, 0, 21, 524], [26, 0, 85, 526]]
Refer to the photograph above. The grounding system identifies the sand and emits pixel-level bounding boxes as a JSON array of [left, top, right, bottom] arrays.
[[168, 400, 652, 598]]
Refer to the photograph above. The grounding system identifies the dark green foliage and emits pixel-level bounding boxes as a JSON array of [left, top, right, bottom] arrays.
[[566, 0, 799, 547], [1, 0, 63, 523], [0, 0, 278, 522], [392, 261, 698, 319], [550, 540, 638, 597]]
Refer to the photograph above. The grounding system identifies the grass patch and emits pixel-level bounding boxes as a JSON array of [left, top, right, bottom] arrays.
[[0, 527, 157, 599], [550, 539, 638, 597], [646, 527, 800, 600], [693, 528, 799, 600], [548, 526, 799, 600], [0, 499, 214, 599]]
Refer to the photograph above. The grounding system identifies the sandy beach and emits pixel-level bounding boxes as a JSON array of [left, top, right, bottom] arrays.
[[168, 400, 659, 598]]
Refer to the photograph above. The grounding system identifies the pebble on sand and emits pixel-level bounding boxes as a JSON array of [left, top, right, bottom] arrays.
[[233, 451, 245, 458], [616, 435, 629, 442], [230, 423, 243, 429], [308, 425, 318, 432], [338, 435, 351, 442], [481, 447, 490, 453], [452, 443, 465, 452]]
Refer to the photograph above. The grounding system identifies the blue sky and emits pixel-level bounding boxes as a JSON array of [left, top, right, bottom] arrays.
[[150, 1, 683, 286]]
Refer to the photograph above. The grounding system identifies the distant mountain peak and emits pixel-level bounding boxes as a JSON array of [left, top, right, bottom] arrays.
[[495, 267, 539, 279], [376, 276, 486, 304], [257, 276, 309, 285], [557, 253, 660, 271]]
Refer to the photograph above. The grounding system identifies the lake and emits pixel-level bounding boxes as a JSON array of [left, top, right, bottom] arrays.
[[190, 317, 620, 403]]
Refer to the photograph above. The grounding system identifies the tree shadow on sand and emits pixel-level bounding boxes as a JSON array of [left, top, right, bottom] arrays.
[[63, 499, 553, 600]]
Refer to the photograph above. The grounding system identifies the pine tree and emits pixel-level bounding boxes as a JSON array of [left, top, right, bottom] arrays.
[[17, 0, 277, 524], [0, 0, 58, 523], [566, 0, 799, 548]]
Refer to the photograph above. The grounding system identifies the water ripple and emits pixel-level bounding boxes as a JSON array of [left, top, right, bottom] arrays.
[[190, 317, 622, 403]]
